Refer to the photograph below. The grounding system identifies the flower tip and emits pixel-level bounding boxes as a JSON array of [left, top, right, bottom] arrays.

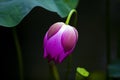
[[47, 22, 64, 39]]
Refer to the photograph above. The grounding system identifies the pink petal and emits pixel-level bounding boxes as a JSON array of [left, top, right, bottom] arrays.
[[73, 27, 78, 41], [45, 29, 64, 61], [43, 33, 48, 58], [47, 22, 64, 39], [61, 25, 77, 52]]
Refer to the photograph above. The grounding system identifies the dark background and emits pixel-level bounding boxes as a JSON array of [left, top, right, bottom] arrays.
[[0, 0, 120, 80]]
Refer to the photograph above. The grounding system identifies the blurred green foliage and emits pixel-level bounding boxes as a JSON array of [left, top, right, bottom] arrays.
[[89, 71, 106, 80], [0, 0, 79, 27], [75, 67, 89, 80], [108, 59, 120, 78]]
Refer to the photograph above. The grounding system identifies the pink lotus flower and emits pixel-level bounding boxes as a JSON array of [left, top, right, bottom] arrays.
[[43, 22, 78, 63]]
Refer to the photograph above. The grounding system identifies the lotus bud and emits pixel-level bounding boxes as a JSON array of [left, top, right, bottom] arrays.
[[43, 22, 78, 63]]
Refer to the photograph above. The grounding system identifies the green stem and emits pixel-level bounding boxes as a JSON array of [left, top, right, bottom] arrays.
[[49, 62, 60, 80], [65, 9, 77, 26], [12, 28, 24, 80], [65, 55, 72, 80], [65, 9, 78, 80]]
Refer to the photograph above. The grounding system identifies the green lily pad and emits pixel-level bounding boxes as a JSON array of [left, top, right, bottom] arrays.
[[76, 67, 89, 77], [0, 0, 79, 27]]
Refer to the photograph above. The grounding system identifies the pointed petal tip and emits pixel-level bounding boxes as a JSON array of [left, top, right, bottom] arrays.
[[47, 22, 64, 39]]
